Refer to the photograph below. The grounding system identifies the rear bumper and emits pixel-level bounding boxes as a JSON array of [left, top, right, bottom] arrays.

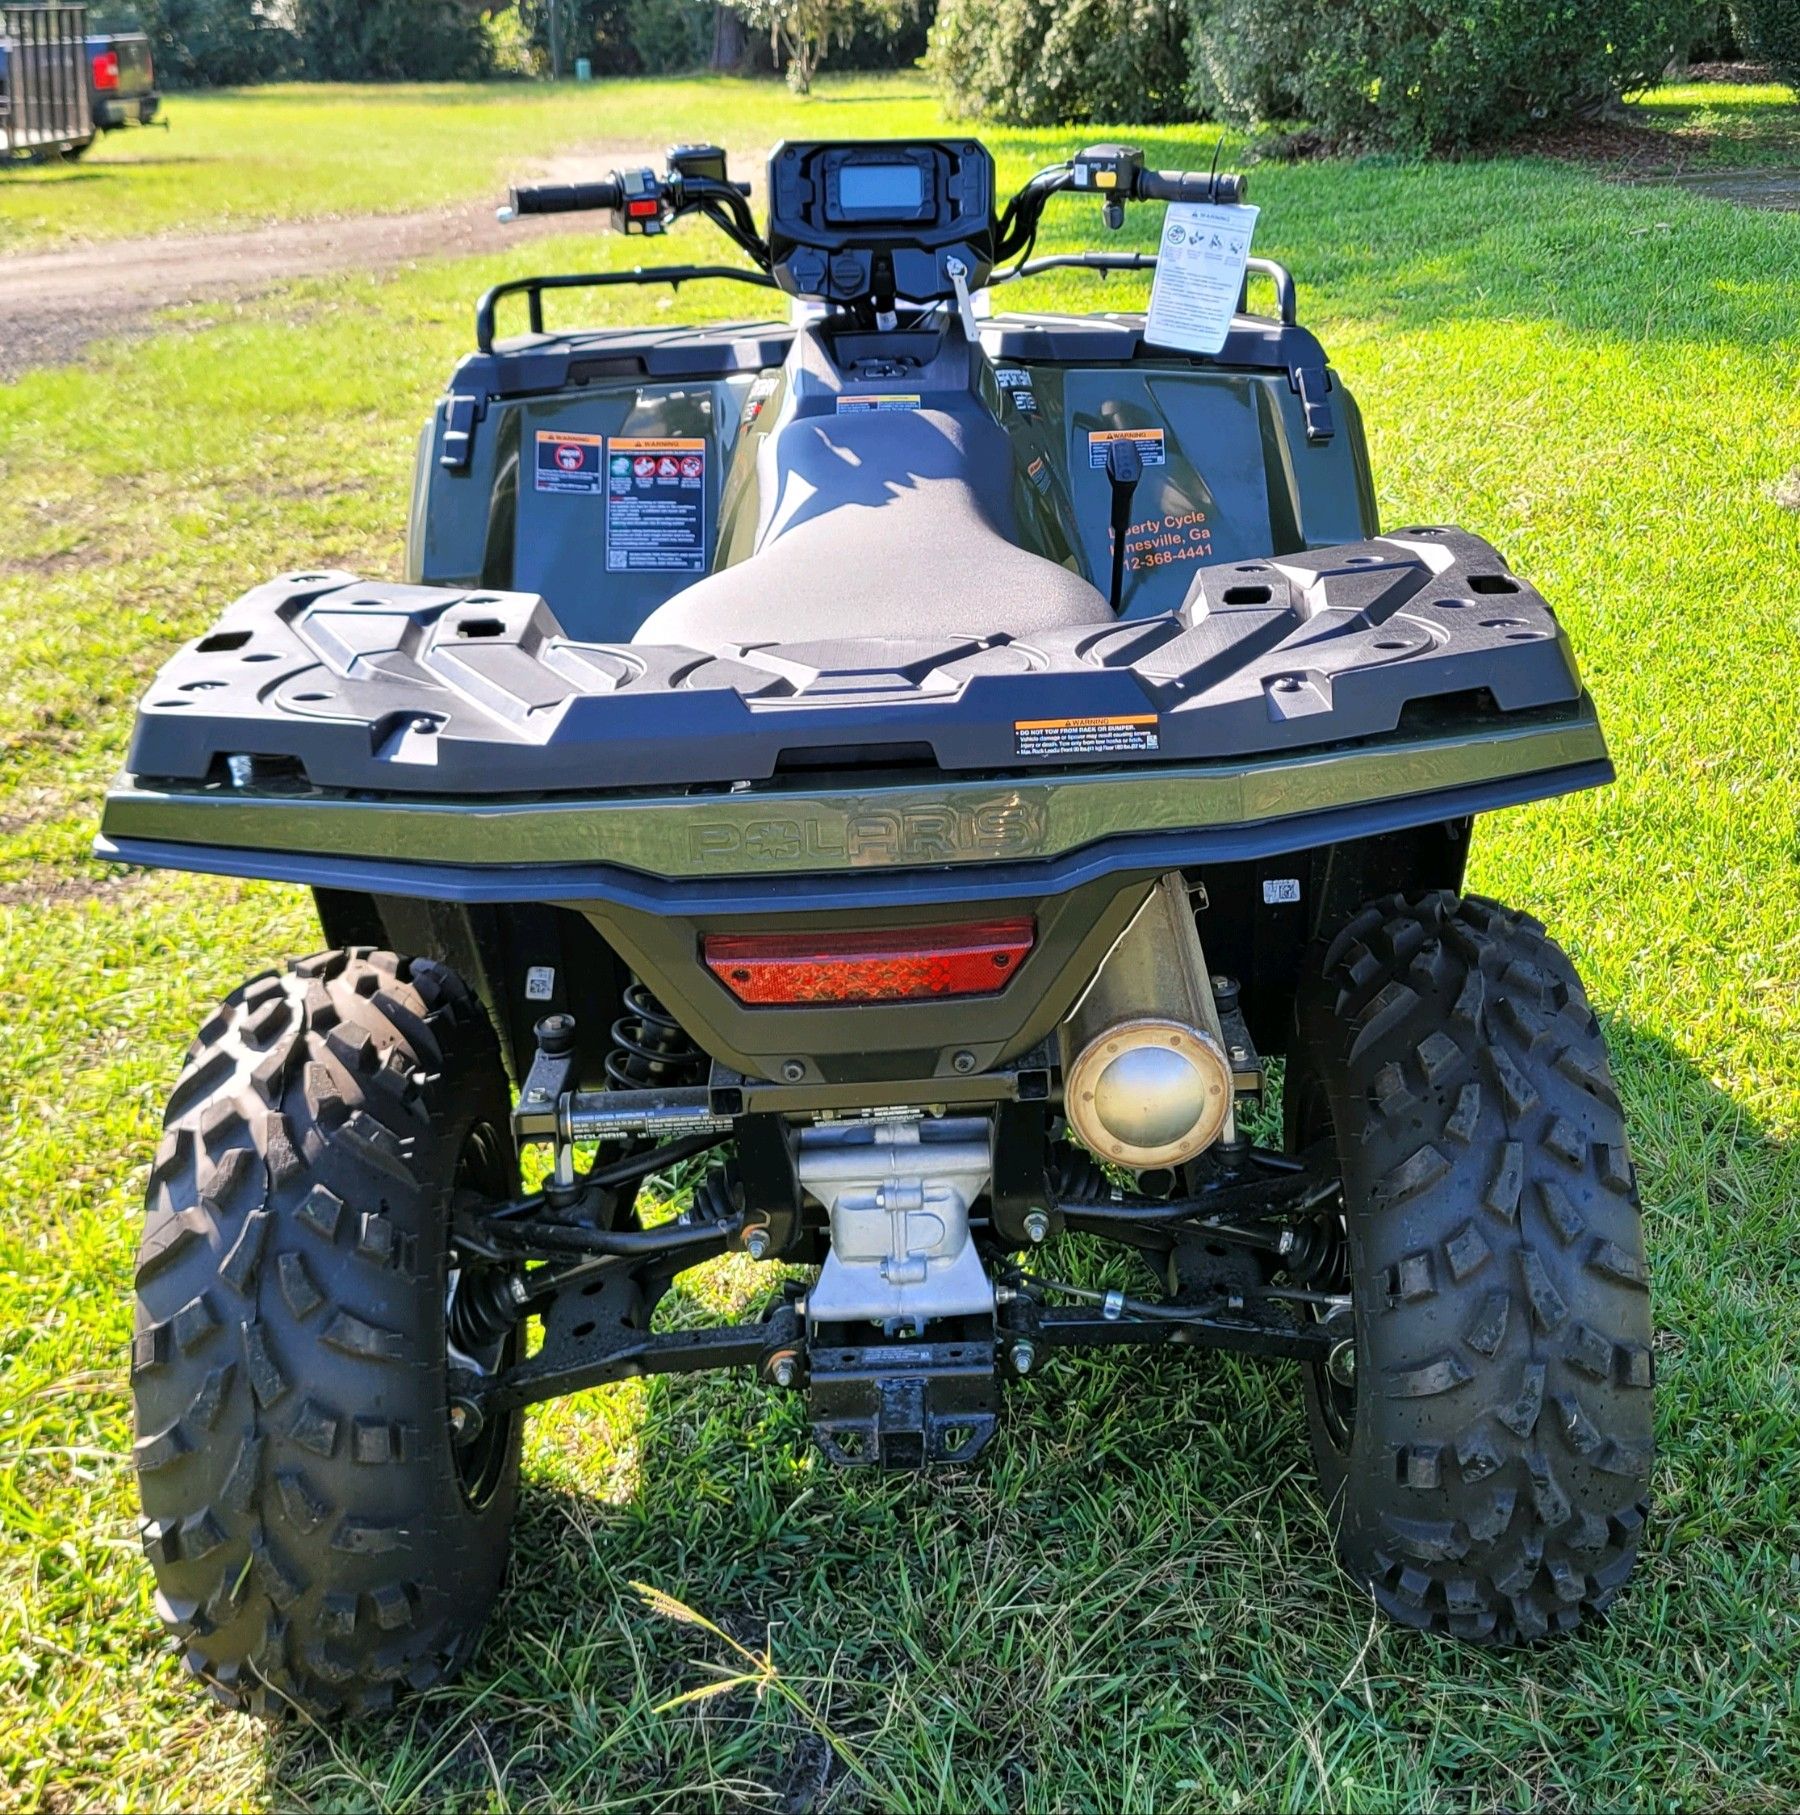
[[93, 92, 157, 128], [97, 702, 1610, 911]]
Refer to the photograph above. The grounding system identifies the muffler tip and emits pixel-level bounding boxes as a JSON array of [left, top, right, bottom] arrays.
[[1065, 1019, 1232, 1170]]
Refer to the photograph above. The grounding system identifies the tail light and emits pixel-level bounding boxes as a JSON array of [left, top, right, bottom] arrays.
[[703, 919, 1034, 1006], [91, 49, 119, 91]]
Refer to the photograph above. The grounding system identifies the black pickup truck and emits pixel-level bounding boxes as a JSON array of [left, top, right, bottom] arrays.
[[85, 14, 158, 133]]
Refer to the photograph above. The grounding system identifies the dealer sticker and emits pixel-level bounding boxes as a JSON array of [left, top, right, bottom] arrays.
[[1015, 714, 1160, 759], [535, 430, 604, 494], [1088, 427, 1166, 469], [605, 436, 706, 574]]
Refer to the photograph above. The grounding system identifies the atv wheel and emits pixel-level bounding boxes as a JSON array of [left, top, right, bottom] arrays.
[[131, 948, 522, 1715], [1288, 892, 1653, 1643]]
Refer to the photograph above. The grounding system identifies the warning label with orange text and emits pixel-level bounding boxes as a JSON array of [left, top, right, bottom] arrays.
[[1014, 714, 1160, 759], [605, 436, 706, 573], [1087, 427, 1166, 468]]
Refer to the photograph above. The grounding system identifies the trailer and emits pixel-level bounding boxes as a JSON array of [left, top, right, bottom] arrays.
[[0, 4, 94, 162]]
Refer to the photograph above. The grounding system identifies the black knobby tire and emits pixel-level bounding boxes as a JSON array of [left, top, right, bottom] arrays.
[[1288, 892, 1653, 1643], [131, 948, 522, 1715]]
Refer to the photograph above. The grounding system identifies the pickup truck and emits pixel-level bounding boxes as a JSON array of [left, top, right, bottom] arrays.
[[85, 23, 157, 133]]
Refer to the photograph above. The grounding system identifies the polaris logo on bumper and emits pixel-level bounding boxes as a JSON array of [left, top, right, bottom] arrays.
[[687, 799, 1045, 868]]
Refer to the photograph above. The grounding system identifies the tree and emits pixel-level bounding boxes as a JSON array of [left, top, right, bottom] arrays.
[[291, 0, 494, 81], [1184, 0, 1700, 154], [114, 0, 298, 87], [733, 0, 912, 92], [1731, 0, 1800, 92]]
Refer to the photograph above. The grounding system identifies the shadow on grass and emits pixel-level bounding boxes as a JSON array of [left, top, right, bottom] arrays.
[[243, 1015, 1797, 1809]]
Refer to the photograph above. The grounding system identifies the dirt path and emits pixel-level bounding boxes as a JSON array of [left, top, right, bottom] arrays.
[[0, 198, 581, 381]]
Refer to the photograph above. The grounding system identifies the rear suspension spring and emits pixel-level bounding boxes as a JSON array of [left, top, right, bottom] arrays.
[[605, 981, 704, 1090]]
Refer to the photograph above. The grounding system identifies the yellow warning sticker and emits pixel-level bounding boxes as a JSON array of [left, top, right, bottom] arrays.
[[1015, 714, 1160, 759], [535, 430, 605, 494], [1088, 427, 1167, 468]]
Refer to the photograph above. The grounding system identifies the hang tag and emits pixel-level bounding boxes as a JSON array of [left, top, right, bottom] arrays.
[[1145, 202, 1260, 357]]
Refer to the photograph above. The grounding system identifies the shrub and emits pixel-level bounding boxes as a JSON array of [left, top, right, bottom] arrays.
[[1730, 0, 1800, 91], [112, 0, 299, 87], [628, 0, 713, 71], [513, 0, 641, 74], [930, 0, 1192, 123], [292, 0, 495, 81], [1188, 0, 1701, 153]]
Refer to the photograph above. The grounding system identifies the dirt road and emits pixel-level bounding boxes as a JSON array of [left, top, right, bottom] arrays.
[[0, 198, 578, 381]]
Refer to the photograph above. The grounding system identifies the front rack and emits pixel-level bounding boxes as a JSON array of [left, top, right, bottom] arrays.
[[475, 264, 778, 352], [472, 254, 1298, 351]]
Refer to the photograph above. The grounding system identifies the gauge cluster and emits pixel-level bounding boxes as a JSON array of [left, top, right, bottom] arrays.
[[765, 139, 996, 306]]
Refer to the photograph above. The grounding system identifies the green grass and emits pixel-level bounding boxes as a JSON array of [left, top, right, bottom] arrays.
[[1630, 79, 1800, 166], [4, 76, 1800, 1812], [0, 74, 945, 252]]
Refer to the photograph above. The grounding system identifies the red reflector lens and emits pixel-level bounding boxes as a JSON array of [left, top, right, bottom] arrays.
[[91, 49, 120, 90], [704, 920, 1034, 1006]]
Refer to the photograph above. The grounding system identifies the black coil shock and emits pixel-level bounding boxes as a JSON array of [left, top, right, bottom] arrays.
[[605, 981, 704, 1090]]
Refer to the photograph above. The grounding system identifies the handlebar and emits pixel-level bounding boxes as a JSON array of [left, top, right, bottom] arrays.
[[501, 180, 621, 222], [492, 146, 1251, 309], [1136, 169, 1247, 205]]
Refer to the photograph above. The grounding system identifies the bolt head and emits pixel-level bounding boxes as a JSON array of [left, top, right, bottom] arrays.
[[745, 1229, 770, 1261], [781, 1059, 806, 1083], [1023, 1210, 1050, 1245], [772, 1357, 796, 1388], [952, 1049, 977, 1074], [1327, 1338, 1356, 1388], [1009, 1341, 1035, 1376]]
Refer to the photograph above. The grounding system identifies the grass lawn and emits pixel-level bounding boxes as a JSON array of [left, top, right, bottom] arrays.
[[0, 75, 946, 251], [4, 75, 1800, 1812]]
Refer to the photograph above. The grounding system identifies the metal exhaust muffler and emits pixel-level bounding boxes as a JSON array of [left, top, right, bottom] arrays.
[[1059, 873, 1234, 1170]]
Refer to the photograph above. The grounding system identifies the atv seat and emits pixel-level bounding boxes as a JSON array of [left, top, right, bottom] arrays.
[[632, 406, 1112, 648]]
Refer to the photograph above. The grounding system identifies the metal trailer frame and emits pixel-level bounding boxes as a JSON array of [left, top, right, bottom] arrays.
[[0, 3, 92, 159]]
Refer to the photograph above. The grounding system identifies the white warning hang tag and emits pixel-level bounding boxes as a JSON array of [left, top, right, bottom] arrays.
[[1144, 201, 1260, 357]]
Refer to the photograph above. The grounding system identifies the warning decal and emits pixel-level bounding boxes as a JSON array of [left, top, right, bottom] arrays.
[[535, 430, 604, 495], [1088, 428, 1166, 469], [1015, 714, 1160, 759], [605, 436, 706, 574], [836, 393, 922, 415]]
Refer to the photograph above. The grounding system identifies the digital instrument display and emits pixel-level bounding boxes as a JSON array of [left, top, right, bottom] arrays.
[[836, 162, 924, 216], [766, 140, 995, 303]]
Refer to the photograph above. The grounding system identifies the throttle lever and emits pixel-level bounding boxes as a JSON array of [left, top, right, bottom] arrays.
[[1103, 437, 1144, 615]]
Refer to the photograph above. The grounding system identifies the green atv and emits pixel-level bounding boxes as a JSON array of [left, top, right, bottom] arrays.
[[101, 138, 1652, 1715]]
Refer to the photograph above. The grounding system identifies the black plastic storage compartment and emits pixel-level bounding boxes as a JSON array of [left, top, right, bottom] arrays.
[[406, 322, 790, 643]]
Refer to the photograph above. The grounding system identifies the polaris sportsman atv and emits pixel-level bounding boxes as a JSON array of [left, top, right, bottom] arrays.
[[101, 138, 1653, 1715]]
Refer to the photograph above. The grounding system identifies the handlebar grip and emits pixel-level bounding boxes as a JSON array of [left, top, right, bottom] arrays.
[[1136, 169, 1248, 206], [506, 180, 621, 218]]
